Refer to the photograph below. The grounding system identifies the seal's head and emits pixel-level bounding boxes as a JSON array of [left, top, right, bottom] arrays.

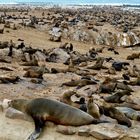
[[8, 99, 28, 113]]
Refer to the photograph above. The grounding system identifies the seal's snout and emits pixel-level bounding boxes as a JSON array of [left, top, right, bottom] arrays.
[[2, 99, 12, 110], [8, 101, 12, 107]]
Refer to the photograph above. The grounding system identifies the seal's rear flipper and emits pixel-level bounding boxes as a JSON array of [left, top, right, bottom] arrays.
[[92, 119, 110, 124], [27, 117, 45, 140]]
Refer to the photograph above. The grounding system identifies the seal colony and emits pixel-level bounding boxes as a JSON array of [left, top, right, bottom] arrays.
[[0, 4, 140, 140], [9, 98, 107, 140]]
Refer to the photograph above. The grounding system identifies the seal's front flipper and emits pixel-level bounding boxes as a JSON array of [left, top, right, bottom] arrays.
[[27, 117, 45, 140], [27, 130, 41, 140]]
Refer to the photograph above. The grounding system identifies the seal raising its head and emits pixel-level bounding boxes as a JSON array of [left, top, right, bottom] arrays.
[[9, 98, 107, 140]]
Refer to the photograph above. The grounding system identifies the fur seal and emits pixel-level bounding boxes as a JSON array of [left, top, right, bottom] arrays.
[[87, 47, 98, 59], [106, 66, 116, 75], [127, 53, 140, 60], [122, 74, 130, 81], [0, 75, 20, 84], [116, 81, 133, 92], [129, 76, 140, 86], [112, 61, 129, 71], [87, 96, 101, 119], [98, 78, 117, 93], [74, 97, 87, 112], [87, 57, 105, 70], [103, 90, 131, 103], [60, 90, 78, 107], [61, 79, 97, 89], [23, 64, 47, 79], [8, 40, 14, 57], [17, 42, 25, 49], [60, 90, 87, 112], [114, 50, 119, 55], [9, 98, 107, 140], [95, 47, 105, 53], [102, 102, 132, 127], [126, 65, 140, 78]]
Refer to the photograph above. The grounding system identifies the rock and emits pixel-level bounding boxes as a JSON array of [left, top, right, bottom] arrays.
[[90, 127, 120, 140], [64, 27, 140, 47], [56, 125, 76, 135], [49, 27, 62, 42], [96, 31, 140, 47], [78, 126, 90, 137], [34, 51, 46, 62], [72, 29, 90, 43], [120, 133, 140, 140], [5, 107, 32, 122], [24, 53, 31, 62], [49, 48, 70, 63]]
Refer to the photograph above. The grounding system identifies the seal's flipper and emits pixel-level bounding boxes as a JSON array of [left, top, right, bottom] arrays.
[[27, 130, 41, 140], [92, 119, 110, 124], [27, 117, 45, 140]]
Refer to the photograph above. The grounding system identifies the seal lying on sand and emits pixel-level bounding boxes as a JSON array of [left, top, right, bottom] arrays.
[[9, 98, 108, 140]]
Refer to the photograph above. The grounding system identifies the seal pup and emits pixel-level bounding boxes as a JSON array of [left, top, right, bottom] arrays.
[[17, 42, 25, 49], [114, 50, 119, 55], [122, 74, 130, 81], [74, 97, 87, 112], [8, 40, 14, 57], [112, 61, 129, 71], [87, 96, 101, 119], [9, 98, 108, 140]]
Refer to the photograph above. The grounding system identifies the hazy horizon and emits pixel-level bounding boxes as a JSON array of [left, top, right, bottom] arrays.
[[0, 0, 140, 5]]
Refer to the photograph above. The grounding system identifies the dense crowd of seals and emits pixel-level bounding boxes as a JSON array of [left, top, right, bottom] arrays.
[[0, 5, 140, 140]]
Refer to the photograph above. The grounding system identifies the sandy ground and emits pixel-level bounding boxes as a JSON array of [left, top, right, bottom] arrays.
[[0, 10, 140, 139], [0, 112, 97, 140]]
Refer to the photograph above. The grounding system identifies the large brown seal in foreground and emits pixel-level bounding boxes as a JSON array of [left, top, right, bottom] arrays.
[[9, 98, 107, 140]]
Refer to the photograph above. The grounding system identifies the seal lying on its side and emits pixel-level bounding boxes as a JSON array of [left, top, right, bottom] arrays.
[[9, 98, 107, 140]]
